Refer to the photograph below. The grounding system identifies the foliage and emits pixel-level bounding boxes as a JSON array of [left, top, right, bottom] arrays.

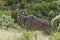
[[50, 32, 60, 40], [11, 10, 18, 23], [0, 6, 5, 10], [28, 1, 58, 20], [4, 0, 18, 6], [0, 10, 18, 29], [3, 0, 60, 21], [51, 15, 60, 32], [4, 0, 18, 10], [19, 0, 59, 21]]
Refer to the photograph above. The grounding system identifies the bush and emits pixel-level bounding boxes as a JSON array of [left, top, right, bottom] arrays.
[[0, 10, 18, 29], [51, 15, 60, 32], [11, 10, 18, 23], [25, 1, 59, 21], [4, 0, 18, 6], [4, 0, 18, 10], [0, 6, 5, 10], [51, 32, 60, 40], [4, 0, 59, 21]]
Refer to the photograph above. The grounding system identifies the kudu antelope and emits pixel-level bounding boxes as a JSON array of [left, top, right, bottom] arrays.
[[17, 0, 51, 35]]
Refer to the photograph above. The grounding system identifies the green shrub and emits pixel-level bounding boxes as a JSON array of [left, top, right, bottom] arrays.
[[51, 15, 60, 32], [50, 32, 60, 40], [4, 0, 18, 6], [0, 10, 18, 29], [4, 0, 59, 21], [11, 10, 18, 23], [25, 1, 59, 21], [0, 6, 5, 10], [4, 0, 18, 10]]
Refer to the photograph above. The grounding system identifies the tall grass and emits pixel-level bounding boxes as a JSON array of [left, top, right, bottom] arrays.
[[50, 32, 60, 40], [0, 29, 50, 40]]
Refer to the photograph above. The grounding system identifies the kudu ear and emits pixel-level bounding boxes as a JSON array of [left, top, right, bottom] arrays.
[[17, 0, 26, 15]]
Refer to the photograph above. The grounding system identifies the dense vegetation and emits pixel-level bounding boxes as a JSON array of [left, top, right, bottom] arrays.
[[0, 0, 60, 40]]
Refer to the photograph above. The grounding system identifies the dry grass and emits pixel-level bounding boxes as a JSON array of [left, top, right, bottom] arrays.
[[0, 29, 50, 40]]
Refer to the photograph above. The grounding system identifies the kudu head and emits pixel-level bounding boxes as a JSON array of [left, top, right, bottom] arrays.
[[17, 1, 26, 16]]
